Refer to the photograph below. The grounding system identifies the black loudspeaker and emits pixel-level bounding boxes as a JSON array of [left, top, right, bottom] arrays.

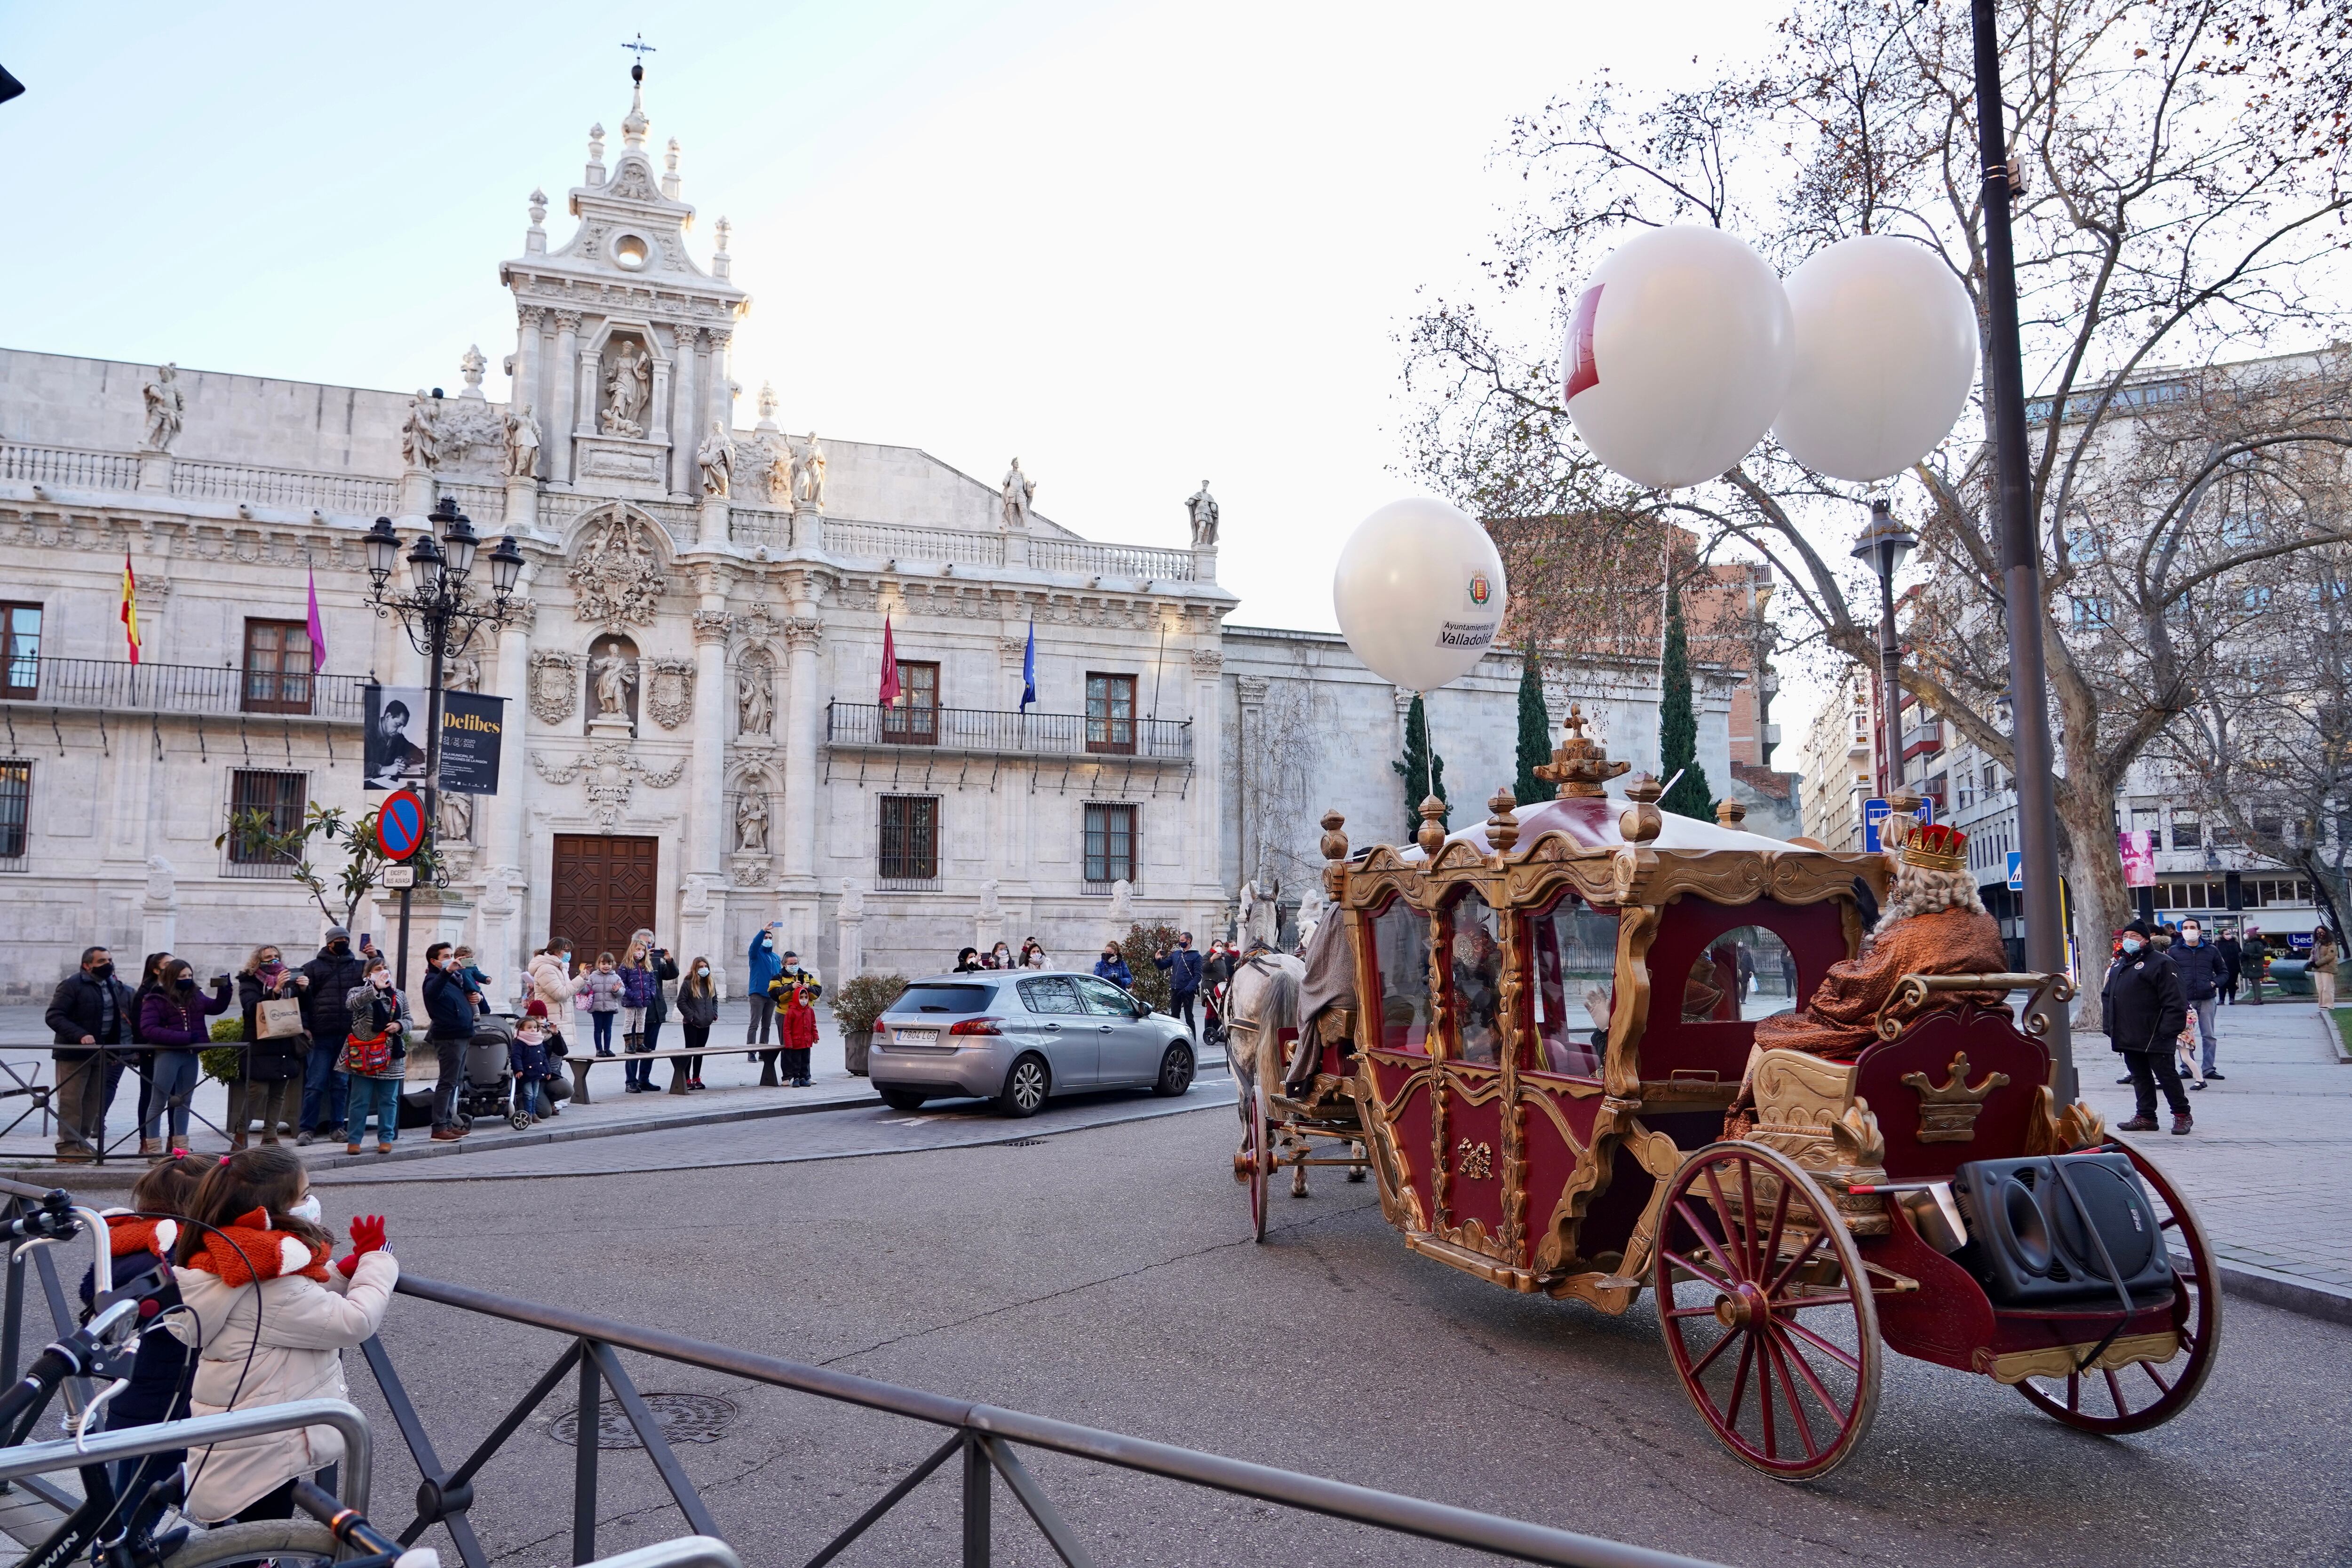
[[1951, 1154, 2175, 1308]]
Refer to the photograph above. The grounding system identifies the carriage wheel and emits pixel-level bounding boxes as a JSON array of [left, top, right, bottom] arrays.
[[1653, 1141, 1882, 1481], [2012, 1139, 2222, 1433], [1246, 1087, 1271, 1242]]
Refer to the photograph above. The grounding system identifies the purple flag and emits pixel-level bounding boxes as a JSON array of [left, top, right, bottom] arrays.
[[305, 565, 327, 669]]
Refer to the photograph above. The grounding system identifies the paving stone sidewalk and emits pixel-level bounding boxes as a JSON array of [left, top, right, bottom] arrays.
[[2082, 997, 2352, 1321]]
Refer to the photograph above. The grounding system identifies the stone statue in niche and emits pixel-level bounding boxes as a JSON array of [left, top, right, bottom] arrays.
[[795, 433, 827, 509], [592, 641, 637, 717], [603, 341, 651, 437], [141, 364, 184, 452], [400, 392, 440, 469], [735, 787, 769, 853], [735, 654, 774, 737], [763, 442, 793, 506], [1186, 480, 1220, 549], [438, 789, 474, 844], [504, 404, 541, 479], [443, 652, 483, 693], [697, 420, 733, 497], [1000, 457, 1034, 530]]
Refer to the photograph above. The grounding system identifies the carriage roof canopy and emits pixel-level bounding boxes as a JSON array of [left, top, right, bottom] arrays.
[[1397, 794, 1806, 862]]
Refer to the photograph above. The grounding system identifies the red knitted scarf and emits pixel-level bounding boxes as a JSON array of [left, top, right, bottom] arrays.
[[179, 1206, 332, 1285]]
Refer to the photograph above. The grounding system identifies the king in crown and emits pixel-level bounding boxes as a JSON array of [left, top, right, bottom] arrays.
[[1749, 812, 2010, 1062]]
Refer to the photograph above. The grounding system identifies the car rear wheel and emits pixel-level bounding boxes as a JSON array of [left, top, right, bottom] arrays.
[[878, 1087, 928, 1112], [997, 1053, 1049, 1117], [1153, 1041, 1195, 1097]]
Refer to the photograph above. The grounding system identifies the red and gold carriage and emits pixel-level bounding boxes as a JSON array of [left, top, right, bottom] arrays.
[[1269, 710, 2219, 1478]]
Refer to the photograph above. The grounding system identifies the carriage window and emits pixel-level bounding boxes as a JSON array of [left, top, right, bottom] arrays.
[[1371, 898, 1431, 1053], [1447, 894, 1505, 1064], [1684, 926, 1799, 1023], [1526, 894, 1617, 1077]]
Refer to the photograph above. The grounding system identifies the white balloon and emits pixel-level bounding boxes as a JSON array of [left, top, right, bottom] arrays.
[[1772, 235, 1979, 482], [1332, 497, 1508, 694], [1564, 227, 1795, 489]]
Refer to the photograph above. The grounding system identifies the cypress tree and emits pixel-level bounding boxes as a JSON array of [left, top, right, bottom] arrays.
[[1392, 694, 1449, 840], [1658, 580, 1716, 820], [1514, 655, 1555, 804]]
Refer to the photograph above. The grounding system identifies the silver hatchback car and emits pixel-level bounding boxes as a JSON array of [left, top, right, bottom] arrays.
[[867, 969, 1197, 1117]]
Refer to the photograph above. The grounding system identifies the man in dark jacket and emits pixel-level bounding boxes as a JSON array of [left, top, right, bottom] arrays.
[[2171, 917, 2229, 1082], [1153, 932, 1206, 1036], [296, 927, 367, 1144], [44, 946, 136, 1162], [2102, 919, 2192, 1134], [421, 942, 477, 1142], [2215, 927, 2243, 1004]]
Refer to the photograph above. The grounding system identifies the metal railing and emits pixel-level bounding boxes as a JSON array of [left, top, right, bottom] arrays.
[[0, 656, 368, 722], [354, 1272, 1721, 1568], [827, 701, 1192, 761], [0, 1181, 1723, 1568]]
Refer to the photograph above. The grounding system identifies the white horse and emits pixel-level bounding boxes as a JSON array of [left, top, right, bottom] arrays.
[[1225, 948, 1314, 1196]]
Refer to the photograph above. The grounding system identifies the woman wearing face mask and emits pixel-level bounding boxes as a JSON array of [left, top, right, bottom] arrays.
[[2101, 919, 2193, 1135], [232, 945, 309, 1151], [1093, 945, 1133, 988], [169, 1147, 395, 1526], [136, 959, 231, 1157], [989, 941, 1014, 971], [1019, 939, 1046, 970], [676, 957, 718, 1090]]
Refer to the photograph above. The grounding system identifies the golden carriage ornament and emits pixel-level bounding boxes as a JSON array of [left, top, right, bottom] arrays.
[[1233, 706, 2220, 1479]]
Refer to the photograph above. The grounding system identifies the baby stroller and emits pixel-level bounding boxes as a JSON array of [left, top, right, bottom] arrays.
[[456, 1012, 531, 1130]]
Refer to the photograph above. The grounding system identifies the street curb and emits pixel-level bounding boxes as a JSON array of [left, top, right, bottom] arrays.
[[2319, 1006, 2352, 1064], [0, 1090, 884, 1189], [2213, 1254, 2352, 1329]]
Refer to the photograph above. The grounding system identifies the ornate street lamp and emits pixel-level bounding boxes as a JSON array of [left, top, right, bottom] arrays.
[[1851, 498, 1917, 809], [365, 495, 530, 985]]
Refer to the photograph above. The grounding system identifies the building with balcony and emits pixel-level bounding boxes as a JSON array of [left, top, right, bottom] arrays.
[[0, 71, 1757, 995]]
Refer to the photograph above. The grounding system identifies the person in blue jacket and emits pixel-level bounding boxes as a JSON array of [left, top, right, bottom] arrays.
[[1153, 932, 1205, 1036], [1093, 944, 1133, 987], [746, 922, 784, 1050]]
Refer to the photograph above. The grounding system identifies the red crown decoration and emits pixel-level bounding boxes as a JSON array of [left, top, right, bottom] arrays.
[[1899, 821, 1968, 872]]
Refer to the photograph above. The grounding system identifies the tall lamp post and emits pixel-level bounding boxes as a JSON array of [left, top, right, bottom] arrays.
[[363, 497, 528, 989], [1970, 0, 2076, 1100], [1851, 498, 1916, 812]]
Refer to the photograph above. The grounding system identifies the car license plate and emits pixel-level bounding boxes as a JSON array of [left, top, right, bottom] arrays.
[[893, 1027, 939, 1045]]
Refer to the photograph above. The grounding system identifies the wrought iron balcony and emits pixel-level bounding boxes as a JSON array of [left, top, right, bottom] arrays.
[[825, 700, 1191, 762], [0, 656, 369, 723]]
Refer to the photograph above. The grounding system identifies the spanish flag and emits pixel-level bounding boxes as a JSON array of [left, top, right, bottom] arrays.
[[120, 551, 141, 665]]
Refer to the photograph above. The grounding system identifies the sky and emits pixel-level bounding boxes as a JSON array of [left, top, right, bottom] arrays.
[[0, 0, 1812, 724]]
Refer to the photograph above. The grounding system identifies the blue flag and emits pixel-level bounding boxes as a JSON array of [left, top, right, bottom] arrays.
[[1020, 621, 1037, 710]]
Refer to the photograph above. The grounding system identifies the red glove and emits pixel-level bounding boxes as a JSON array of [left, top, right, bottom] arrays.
[[336, 1215, 388, 1278]]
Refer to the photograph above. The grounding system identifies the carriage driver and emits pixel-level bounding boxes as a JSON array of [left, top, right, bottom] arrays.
[[1726, 820, 2008, 1131]]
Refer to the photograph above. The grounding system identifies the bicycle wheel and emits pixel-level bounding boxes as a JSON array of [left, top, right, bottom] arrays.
[[157, 1518, 342, 1568]]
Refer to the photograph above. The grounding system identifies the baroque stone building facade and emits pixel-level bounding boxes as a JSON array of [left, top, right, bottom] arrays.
[[0, 75, 1758, 997]]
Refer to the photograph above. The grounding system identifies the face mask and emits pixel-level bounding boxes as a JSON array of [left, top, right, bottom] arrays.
[[174, 975, 195, 991], [373, 972, 392, 988], [2120, 937, 2144, 955], [761, 937, 773, 949], [89, 962, 113, 980], [694, 966, 708, 977], [2182, 932, 2199, 945], [329, 940, 350, 955], [284, 1194, 323, 1226]]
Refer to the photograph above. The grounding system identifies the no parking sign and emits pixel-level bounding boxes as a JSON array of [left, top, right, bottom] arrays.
[[375, 788, 426, 861]]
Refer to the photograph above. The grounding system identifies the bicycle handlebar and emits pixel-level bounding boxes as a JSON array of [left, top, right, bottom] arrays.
[[0, 1298, 135, 1433], [291, 1479, 401, 1558]]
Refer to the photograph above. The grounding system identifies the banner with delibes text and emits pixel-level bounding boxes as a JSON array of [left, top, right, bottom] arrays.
[[363, 684, 504, 795], [437, 690, 506, 795]]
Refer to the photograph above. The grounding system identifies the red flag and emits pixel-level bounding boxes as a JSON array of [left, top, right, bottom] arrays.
[[877, 615, 901, 707], [120, 552, 142, 665]]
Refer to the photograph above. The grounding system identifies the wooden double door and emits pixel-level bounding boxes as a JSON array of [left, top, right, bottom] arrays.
[[549, 835, 658, 963]]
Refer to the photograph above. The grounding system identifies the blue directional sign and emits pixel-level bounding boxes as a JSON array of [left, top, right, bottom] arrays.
[[1861, 797, 1935, 853]]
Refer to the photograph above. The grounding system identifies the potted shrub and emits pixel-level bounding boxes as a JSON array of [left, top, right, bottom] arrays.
[[829, 973, 907, 1076]]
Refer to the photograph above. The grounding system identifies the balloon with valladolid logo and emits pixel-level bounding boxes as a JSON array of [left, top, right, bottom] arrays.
[[1332, 497, 1509, 693]]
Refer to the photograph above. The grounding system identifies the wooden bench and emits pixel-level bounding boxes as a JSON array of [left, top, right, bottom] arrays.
[[561, 1046, 806, 1105]]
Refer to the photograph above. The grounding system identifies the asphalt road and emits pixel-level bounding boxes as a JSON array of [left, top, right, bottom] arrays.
[[325, 1101, 2350, 1568]]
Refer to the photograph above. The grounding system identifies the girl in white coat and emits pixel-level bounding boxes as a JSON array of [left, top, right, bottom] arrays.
[[168, 1146, 396, 1524]]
